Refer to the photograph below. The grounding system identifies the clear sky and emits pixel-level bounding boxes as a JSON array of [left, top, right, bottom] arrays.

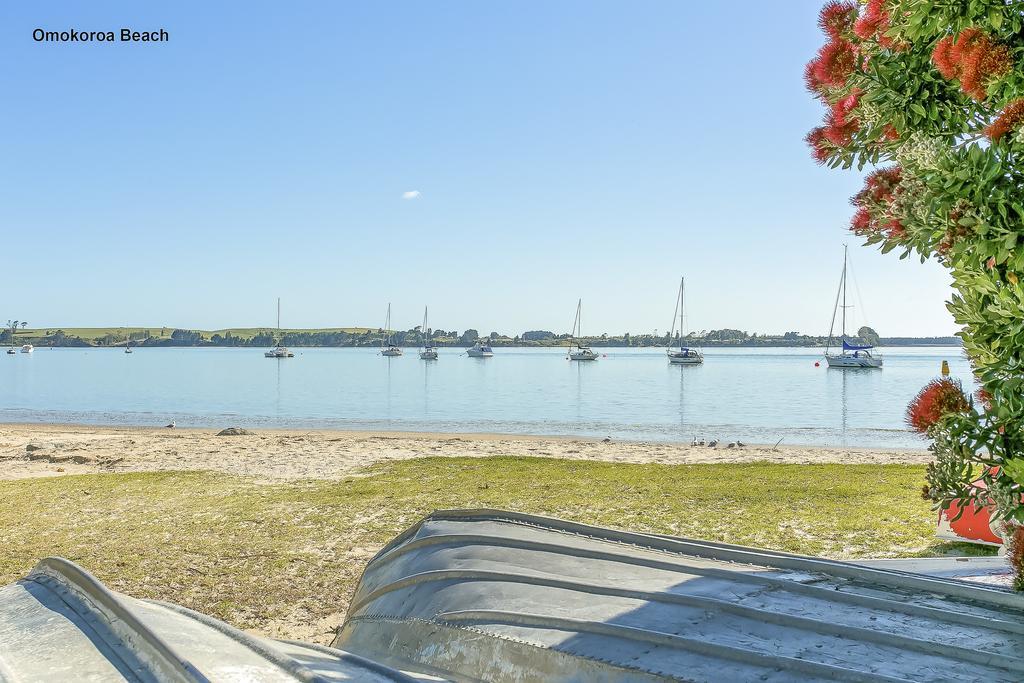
[[0, 1, 957, 337]]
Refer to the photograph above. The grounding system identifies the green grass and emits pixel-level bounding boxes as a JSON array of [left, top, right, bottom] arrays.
[[0, 458, 992, 637]]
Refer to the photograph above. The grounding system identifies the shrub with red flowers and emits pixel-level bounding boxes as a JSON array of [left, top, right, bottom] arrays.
[[906, 378, 971, 434], [806, 2, 1024, 584]]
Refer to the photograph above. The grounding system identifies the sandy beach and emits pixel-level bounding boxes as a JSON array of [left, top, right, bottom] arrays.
[[0, 423, 932, 480]]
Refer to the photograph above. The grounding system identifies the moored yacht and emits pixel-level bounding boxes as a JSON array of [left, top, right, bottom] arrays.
[[380, 303, 403, 356], [567, 298, 598, 361], [264, 298, 294, 358], [20, 344, 33, 354], [824, 246, 882, 369], [667, 277, 703, 365], [466, 340, 493, 358], [418, 306, 438, 360]]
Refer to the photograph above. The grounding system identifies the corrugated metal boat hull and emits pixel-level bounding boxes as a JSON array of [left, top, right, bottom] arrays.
[[336, 509, 1024, 682]]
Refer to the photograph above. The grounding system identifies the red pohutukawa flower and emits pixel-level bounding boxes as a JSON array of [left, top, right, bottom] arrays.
[[830, 88, 861, 126], [804, 60, 827, 97], [850, 207, 873, 235], [853, 0, 891, 43], [976, 388, 992, 410], [805, 127, 832, 163], [985, 99, 1024, 141], [818, 1, 858, 39], [932, 28, 1012, 100], [814, 40, 858, 87], [849, 166, 904, 237], [906, 378, 971, 434], [823, 113, 858, 145]]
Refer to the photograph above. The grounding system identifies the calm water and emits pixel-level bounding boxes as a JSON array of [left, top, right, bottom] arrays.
[[0, 346, 970, 448]]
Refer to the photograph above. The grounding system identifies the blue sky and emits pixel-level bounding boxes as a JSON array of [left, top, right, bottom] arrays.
[[0, 1, 957, 336]]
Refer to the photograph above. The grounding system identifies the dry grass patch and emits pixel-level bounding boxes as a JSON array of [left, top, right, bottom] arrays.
[[0, 458, 992, 643]]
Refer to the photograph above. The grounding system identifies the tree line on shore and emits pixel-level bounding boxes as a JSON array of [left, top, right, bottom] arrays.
[[0, 325, 960, 348]]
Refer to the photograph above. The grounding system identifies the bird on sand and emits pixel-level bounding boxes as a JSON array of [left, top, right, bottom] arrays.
[[165, 421, 176, 429], [726, 442, 737, 449], [708, 439, 718, 447]]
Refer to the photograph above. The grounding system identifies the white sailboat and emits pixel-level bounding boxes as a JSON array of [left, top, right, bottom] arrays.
[[667, 277, 703, 365], [419, 307, 438, 360], [124, 326, 133, 354], [381, 303, 403, 356], [19, 344, 32, 354], [264, 298, 294, 358], [6, 321, 17, 354], [567, 298, 598, 361], [825, 246, 882, 369]]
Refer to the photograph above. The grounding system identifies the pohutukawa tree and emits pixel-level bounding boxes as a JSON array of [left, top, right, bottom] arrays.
[[806, 1, 1024, 581]]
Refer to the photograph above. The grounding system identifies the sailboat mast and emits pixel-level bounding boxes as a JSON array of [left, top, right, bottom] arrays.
[[576, 299, 582, 347], [422, 306, 428, 350], [841, 246, 848, 341], [680, 277, 685, 349]]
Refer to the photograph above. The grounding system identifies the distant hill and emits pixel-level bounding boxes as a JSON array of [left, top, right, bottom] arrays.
[[0, 326, 963, 349]]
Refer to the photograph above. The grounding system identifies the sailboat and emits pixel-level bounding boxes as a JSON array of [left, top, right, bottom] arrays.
[[825, 246, 882, 369], [381, 303, 403, 356], [567, 298, 598, 361], [419, 307, 438, 360], [124, 327, 133, 354], [667, 277, 703, 365], [264, 298, 294, 358]]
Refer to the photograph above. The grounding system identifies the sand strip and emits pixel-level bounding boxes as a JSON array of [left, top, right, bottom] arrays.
[[0, 423, 932, 481]]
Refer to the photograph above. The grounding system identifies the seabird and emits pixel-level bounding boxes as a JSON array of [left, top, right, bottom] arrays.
[[736, 441, 745, 448], [697, 438, 706, 446], [691, 436, 698, 446], [726, 442, 737, 449], [602, 436, 612, 443], [165, 421, 176, 429], [708, 439, 718, 448]]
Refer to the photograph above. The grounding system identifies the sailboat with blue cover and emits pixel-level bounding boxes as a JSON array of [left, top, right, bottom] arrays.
[[825, 246, 882, 369]]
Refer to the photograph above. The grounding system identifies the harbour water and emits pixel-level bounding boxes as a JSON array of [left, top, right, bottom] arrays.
[[0, 346, 970, 448]]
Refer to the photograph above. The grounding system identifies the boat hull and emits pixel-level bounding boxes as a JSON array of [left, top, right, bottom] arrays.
[[381, 348, 403, 357], [336, 509, 1024, 682], [568, 348, 598, 361], [668, 350, 703, 365], [419, 349, 438, 360], [825, 354, 882, 369], [466, 350, 493, 358]]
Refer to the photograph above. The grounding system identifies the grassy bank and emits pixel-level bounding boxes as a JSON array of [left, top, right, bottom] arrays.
[[0, 458, 985, 642]]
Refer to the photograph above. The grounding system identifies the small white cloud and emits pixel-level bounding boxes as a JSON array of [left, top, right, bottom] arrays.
[[402, 190, 422, 200]]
